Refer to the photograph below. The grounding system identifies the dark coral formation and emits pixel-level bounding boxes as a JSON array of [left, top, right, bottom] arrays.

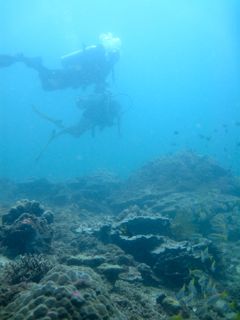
[[0, 199, 54, 256], [79, 205, 219, 287]]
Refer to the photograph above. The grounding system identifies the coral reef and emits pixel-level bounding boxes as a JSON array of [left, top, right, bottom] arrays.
[[0, 152, 240, 319], [124, 152, 240, 195], [0, 265, 125, 320], [78, 205, 219, 287], [2, 254, 53, 285], [0, 199, 54, 256]]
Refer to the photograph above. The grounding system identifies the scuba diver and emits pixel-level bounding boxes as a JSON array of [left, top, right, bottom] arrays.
[[0, 33, 121, 92], [34, 90, 123, 161]]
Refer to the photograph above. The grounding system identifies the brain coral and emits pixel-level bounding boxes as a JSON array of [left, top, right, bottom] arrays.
[[1, 265, 125, 320]]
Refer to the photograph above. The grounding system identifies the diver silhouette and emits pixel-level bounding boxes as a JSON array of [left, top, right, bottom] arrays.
[[34, 90, 123, 161], [0, 33, 121, 92]]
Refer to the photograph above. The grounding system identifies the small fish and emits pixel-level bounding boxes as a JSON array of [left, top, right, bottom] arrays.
[[210, 260, 216, 273], [182, 291, 196, 306], [228, 300, 238, 310], [173, 130, 179, 135], [189, 269, 203, 279], [205, 278, 218, 296], [206, 293, 220, 306], [198, 134, 211, 141], [198, 274, 209, 291], [188, 278, 198, 297], [220, 291, 229, 299], [176, 283, 187, 300], [209, 233, 228, 242], [200, 247, 209, 263]]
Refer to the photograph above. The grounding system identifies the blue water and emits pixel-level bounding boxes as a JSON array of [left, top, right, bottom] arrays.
[[1, 0, 240, 181]]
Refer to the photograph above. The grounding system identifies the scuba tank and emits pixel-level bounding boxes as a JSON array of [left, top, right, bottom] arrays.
[[61, 49, 83, 69], [61, 45, 97, 69]]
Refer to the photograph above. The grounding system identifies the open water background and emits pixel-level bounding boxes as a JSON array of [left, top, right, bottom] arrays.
[[0, 0, 240, 181]]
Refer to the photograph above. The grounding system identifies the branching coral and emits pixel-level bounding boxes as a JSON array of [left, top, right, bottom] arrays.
[[2, 254, 53, 284]]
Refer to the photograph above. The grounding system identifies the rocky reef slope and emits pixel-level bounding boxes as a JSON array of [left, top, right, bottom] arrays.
[[0, 152, 240, 320]]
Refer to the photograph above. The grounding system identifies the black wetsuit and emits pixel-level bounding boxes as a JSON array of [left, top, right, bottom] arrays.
[[39, 45, 119, 91], [0, 45, 119, 91]]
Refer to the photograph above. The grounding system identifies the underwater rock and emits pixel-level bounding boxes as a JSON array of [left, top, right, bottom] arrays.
[[84, 206, 218, 287], [2, 199, 45, 225], [112, 152, 240, 210], [15, 179, 56, 200], [160, 296, 182, 315], [152, 238, 214, 286], [156, 293, 190, 318], [118, 266, 142, 283], [112, 213, 171, 236], [97, 263, 126, 282], [0, 199, 54, 256], [58, 171, 121, 209], [67, 254, 106, 267], [96, 207, 171, 263], [0, 255, 11, 268], [112, 233, 215, 286], [137, 263, 160, 285], [110, 233, 165, 263], [42, 210, 54, 224], [6, 172, 121, 210], [68, 170, 120, 198]]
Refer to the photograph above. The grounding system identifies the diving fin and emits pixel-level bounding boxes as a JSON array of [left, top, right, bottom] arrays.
[[35, 130, 58, 162], [32, 105, 65, 129], [0, 54, 18, 68]]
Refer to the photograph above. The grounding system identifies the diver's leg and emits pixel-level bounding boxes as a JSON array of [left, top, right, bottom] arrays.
[[0, 53, 44, 70], [0, 54, 20, 68], [16, 54, 44, 71], [17, 55, 68, 91], [38, 69, 70, 91], [0, 53, 70, 91]]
